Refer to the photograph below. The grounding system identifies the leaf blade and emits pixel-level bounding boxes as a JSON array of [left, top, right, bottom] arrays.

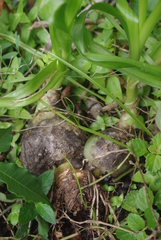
[[0, 163, 50, 204], [0, 127, 12, 153]]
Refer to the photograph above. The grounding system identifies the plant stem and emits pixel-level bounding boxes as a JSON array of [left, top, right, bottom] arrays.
[[139, 0, 147, 32], [139, 1, 161, 52], [0, 33, 43, 59], [125, 78, 139, 106]]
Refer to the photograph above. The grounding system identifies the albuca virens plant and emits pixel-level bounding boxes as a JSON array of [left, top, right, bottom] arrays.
[[72, 0, 161, 129]]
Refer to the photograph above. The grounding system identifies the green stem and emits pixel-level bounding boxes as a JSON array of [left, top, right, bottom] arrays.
[[139, 1, 161, 53], [0, 33, 43, 59], [125, 78, 139, 106], [139, 0, 147, 31]]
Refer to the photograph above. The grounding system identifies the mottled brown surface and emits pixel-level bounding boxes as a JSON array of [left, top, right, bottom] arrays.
[[84, 128, 131, 177], [21, 114, 86, 176]]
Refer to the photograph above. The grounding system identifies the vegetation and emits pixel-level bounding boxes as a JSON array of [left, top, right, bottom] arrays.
[[1, 0, 161, 239]]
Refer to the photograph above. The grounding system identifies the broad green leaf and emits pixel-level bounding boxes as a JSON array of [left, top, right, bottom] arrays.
[[154, 189, 161, 209], [136, 187, 154, 211], [103, 116, 119, 127], [90, 121, 104, 131], [145, 153, 161, 173], [132, 171, 154, 184], [37, 214, 49, 240], [90, 115, 105, 131], [2, 51, 18, 59], [12, 203, 21, 214], [35, 203, 56, 224], [110, 194, 124, 208], [7, 212, 19, 226], [148, 132, 161, 154], [123, 190, 138, 213], [136, 231, 148, 240], [122, 202, 137, 214], [0, 163, 50, 204], [116, 228, 136, 240], [107, 76, 123, 100], [90, 64, 110, 74], [127, 138, 148, 157], [0, 122, 12, 129], [144, 207, 159, 230], [0, 126, 12, 153], [149, 176, 161, 191], [71, 57, 91, 73], [7, 203, 20, 226], [28, 5, 38, 21], [94, 29, 113, 48], [19, 202, 37, 224], [8, 108, 32, 119], [38, 170, 54, 195], [127, 213, 145, 231], [15, 223, 29, 239]]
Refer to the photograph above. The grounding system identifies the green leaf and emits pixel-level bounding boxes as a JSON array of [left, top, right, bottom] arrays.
[[4, 60, 57, 99], [144, 207, 159, 230], [19, 202, 37, 224], [7, 212, 19, 226], [107, 76, 123, 100], [145, 153, 161, 173], [71, 57, 91, 73], [117, 0, 139, 59], [110, 194, 124, 208], [154, 189, 161, 210], [2, 51, 18, 59], [127, 138, 148, 157], [72, 3, 161, 88], [0, 163, 50, 204], [116, 228, 136, 240], [149, 176, 161, 191], [38, 170, 54, 195], [0, 126, 12, 153], [103, 116, 119, 127], [37, 214, 49, 240], [132, 171, 154, 184], [127, 213, 145, 231], [136, 187, 154, 211], [28, 5, 38, 21], [15, 223, 29, 239], [38, 0, 61, 25], [148, 132, 161, 154], [7, 203, 20, 226], [123, 190, 138, 213], [35, 203, 56, 224], [0, 192, 15, 203], [136, 231, 148, 240], [90, 115, 105, 131]]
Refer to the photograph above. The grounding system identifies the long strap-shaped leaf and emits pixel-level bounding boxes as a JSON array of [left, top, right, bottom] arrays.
[[4, 61, 57, 99], [0, 163, 50, 204], [72, 3, 161, 88], [47, 52, 153, 137], [0, 69, 66, 108]]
